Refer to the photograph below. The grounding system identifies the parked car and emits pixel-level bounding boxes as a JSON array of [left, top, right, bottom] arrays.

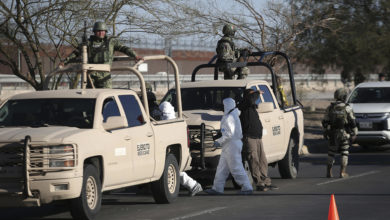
[[347, 81, 390, 147]]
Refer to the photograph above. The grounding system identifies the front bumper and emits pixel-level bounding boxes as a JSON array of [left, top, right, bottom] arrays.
[[0, 176, 83, 207], [356, 131, 390, 145]]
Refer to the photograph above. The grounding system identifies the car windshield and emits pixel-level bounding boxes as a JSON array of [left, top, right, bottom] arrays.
[[162, 87, 245, 111], [0, 98, 95, 128], [348, 87, 390, 103]]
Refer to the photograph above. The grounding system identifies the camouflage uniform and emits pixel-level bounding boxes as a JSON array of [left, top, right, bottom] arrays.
[[216, 24, 249, 80], [322, 88, 358, 178], [65, 22, 138, 88]]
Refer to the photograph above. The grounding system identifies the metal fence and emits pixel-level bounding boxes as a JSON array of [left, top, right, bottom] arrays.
[[0, 73, 380, 97]]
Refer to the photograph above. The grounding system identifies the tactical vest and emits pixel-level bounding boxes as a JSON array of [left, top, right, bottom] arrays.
[[216, 37, 235, 62], [329, 102, 348, 130], [87, 36, 111, 64]]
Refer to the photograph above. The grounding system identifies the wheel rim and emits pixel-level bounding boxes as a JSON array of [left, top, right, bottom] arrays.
[[167, 164, 177, 194], [86, 176, 98, 210]]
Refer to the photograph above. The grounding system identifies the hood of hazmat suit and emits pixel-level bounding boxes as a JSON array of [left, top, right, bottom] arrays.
[[159, 101, 176, 120], [217, 98, 243, 146]]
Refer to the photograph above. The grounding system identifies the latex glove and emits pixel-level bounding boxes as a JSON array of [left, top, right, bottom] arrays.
[[212, 141, 221, 151]]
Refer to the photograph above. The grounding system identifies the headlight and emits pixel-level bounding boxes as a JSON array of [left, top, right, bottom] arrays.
[[49, 145, 76, 167]]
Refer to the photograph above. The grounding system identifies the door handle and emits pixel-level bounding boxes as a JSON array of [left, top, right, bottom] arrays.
[[265, 119, 271, 122], [146, 132, 153, 137], [279, 116, 284, 119], [124, 136, 132, 141]]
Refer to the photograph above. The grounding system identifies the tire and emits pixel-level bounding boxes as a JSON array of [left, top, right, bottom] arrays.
[[151, 153, 180, 204], [278, 137, 299, 179], [70, 164, 102, 220]]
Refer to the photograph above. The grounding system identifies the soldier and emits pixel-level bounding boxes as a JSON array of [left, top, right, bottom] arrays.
[[322, 88, 358, 178], [216, 24, 250, 80], [62, 21, 142, 88]]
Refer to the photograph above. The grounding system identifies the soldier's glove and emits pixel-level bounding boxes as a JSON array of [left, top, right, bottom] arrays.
[[350, 135, 357, 144], [323, 131, 329, 140], [211, 141, 221, 151]]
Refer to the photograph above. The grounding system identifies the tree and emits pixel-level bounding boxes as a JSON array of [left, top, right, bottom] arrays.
[[0, 0, 133, 90], [293, 0, 390, 84]]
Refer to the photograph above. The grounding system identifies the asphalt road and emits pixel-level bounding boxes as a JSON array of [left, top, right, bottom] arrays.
[[2, 147, 390, 220]]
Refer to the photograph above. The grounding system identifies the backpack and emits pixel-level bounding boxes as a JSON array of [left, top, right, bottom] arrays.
[[329, 102, 348, 129]]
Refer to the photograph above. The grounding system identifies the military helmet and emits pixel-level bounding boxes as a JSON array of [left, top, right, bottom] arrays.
[[93, 21, 108, 32], [145, 82, 153, 92], [222, 24, 236, 36], [334, 88, 348, 101]]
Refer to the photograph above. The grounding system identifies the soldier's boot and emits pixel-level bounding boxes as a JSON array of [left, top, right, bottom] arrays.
[[326, 155, 335, 178], [340, 165, 349, 178], [340, 155, 349, 178], [326, 164, 333, 178]]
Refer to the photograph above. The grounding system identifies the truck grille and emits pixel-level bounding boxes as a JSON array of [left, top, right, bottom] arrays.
[[355, 113, 388, 119], [0, 142, 25, 194], [188, 125, 217, 148], [0, 140, 77, 195]]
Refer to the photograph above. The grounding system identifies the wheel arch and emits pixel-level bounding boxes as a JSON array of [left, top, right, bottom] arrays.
[[83, 156, 104, 186], [290, 127, 300, 145], [166, 144, 182, 168]]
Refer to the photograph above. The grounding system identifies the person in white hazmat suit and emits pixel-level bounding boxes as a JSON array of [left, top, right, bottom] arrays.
[[159, 101, 203, 196], [205, 98, 253, 195]]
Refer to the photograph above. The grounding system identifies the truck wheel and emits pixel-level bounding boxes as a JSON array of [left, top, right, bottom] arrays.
[[151, 153, 179, 204], [278, 137, 299, 179], [70, 164, 102, 220]]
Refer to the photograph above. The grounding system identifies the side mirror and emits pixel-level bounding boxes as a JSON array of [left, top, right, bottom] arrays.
[[257, 102, 274, 113], [103, 116, 128, 130]]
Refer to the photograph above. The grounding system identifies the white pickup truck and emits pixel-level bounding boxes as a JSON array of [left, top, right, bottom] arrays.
[[162, 51, 304, 180], [0, 55, 190, 220]]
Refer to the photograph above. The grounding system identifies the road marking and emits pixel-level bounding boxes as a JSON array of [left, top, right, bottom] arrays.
[[170, 207, 227, 220], [316, 170, 380, 186]]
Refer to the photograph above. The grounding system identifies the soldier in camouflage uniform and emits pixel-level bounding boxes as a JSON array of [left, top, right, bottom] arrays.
[[216, 24, 250, 80], [63, 21, 142, 88], [322, 88, 358, 178]]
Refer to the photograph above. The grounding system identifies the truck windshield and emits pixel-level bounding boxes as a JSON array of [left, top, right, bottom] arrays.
[[0, 98, 95, 128], [163, 87, 245, 111], [348, 87, 390, 103]]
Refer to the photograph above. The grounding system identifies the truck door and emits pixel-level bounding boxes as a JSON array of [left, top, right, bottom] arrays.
[[101, 97, 133, 186], [118, 95, 155, 181], [258, 85, 285, 157]]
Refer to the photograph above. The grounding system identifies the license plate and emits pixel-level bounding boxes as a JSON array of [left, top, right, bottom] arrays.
[[359, 121, 372, 129]]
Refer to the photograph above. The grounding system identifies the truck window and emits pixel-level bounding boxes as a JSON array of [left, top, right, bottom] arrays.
[[250, 85, 262, 105], [102, 98, 121, 122], [174, 87, 244, 111], [119, 95, 145, 127], [0, 98, 95, 128], [259, 85, 276, 109]]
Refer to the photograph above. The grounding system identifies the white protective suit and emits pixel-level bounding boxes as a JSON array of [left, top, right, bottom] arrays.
[[211, 98, 253, 193], [159, 101, 201, 193], [159, 101, 176, 120]]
